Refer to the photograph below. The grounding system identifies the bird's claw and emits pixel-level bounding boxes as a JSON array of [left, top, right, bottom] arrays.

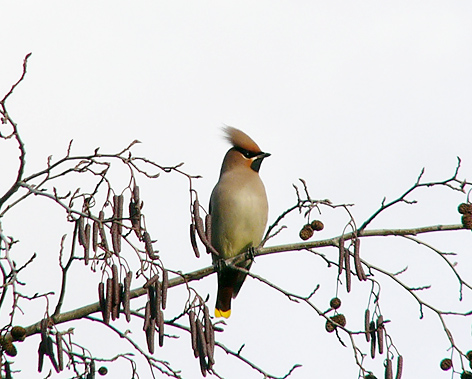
[[245, 246, 256, 262]]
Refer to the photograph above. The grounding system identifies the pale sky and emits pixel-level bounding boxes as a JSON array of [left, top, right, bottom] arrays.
[[2, 1, 472, 378]]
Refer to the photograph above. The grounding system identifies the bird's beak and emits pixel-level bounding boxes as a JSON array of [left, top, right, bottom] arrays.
[[251, 152, 271, 172]]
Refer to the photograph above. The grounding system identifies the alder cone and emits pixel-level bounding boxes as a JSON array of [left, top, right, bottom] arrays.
[[330, 314, 346, 327], [440, 358, 452, 371], [11, 326, 26, 341], [310, 220, 324, 231], [329, 297, 341, 309], [462, 214, 472, 229], [299, 224, 314, 240], [458, 203, 472, 214]]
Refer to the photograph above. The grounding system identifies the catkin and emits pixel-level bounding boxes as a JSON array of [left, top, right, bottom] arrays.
[[354, 238, 366, 281], [56, 333, 63, 372], [143, 232, 154, 258], [143, 301, 151, 332], [396, 355, 403, 379], [377, 315, 384, 355], [143, 273, 160, 289], [92, 219, 99, 253], [148, 286, 158, 320], [105, 278, 113, 324], [84, 223, 91, 265], [78, 217, 86, 247], [385, 358, 393, 379], [205, 214, 212, 248], [190, 224, 200, 258], [189, 310, 198, 357], [344, 247, 351, 293], [370, 321, 376, 359], [365, 309, 371, 342], [123, 271, 132, 322], [338, 237, 344, 275], [161, 269, 168, 310], [98, 211, 109, 253], [98, 282, 107, 323], [146, 318, 155, 354], [111, 265, 120, 320], [158, 310, 164, 347]]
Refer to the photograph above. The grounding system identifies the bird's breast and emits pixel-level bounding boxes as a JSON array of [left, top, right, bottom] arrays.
[[210, 173, 268, 259]]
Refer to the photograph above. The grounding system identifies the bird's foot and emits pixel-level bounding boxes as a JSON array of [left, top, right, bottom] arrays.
[[245, 246, 256, 262], [213, 258, 227, 272]]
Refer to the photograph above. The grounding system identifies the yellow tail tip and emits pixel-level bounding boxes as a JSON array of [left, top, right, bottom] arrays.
[[215, 308, 231, 319]]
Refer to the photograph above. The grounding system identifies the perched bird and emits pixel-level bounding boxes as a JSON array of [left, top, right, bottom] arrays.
[[210, 127, 270, 318]]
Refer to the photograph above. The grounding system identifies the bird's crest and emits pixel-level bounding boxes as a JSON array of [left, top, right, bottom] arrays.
[[224, 126, 262, 153]]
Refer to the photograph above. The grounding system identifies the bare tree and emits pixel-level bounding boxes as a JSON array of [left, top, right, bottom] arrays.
[[1, 54, 471, 379]]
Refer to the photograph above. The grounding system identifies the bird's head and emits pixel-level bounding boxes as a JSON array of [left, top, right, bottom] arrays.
[[220, 127, 270, 174]]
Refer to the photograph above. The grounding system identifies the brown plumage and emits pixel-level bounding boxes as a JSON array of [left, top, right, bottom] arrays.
[[210, 127, 270, 318]]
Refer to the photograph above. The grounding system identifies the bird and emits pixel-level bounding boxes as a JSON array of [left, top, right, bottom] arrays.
[[210, 127, 270, 318]]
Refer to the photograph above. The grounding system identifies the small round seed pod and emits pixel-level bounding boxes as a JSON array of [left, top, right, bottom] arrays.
[[98, 366, 108, 375], [467, 351, 472, 361], [330, 297, 341, 310], [325, 319, 336, 333], [461, 371, 472, 379], [365, 374, 377, 379], [299, 224, 314, 240], [3, 340, 17, 357], [458, 203, 472, 214], [310, 220, 324, 231], [462, 214, 472, 229], [330, 314, 346, 327], [440, 358, 452, 371], [11, 326, 26, 342]]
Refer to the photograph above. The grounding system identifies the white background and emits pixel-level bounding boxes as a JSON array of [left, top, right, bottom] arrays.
[[2, 1, 472, 378]]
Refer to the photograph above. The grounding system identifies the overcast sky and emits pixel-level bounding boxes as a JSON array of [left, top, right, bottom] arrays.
[[2, 1, 472, 378]]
